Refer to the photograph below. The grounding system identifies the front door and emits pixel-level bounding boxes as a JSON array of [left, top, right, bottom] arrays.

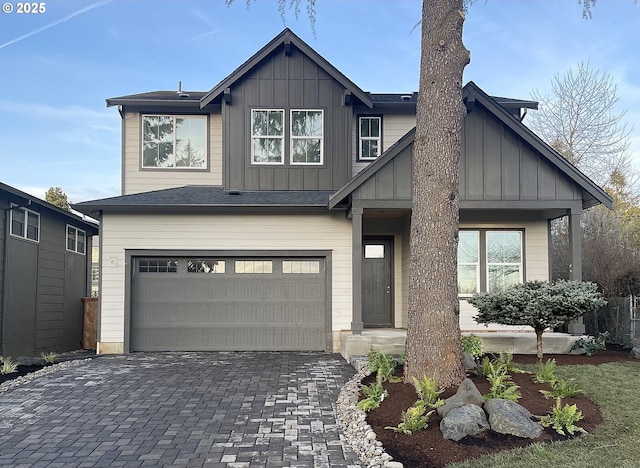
[[362, 237, 393, 327]]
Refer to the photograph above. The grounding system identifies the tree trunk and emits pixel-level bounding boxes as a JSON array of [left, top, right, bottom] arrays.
[[536, 328, 544, 360], [404, 0, 470, 387]]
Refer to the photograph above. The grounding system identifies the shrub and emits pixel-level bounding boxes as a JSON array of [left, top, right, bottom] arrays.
[[367, 349, 402, 384], [461, 334, 483, 358], [41, 352, 57, 365], [469, 280, 606, 359], [483, 360, 521, 401], [540, 379, 584, 399], [0, 356, 18, 375], [538, 398, 587, 436], [412, 376, 444, 408], [357, 382, 388, 413], [571, 331, 609, 356], [534, 359, 558, 384], [385, 401, 434, 435]]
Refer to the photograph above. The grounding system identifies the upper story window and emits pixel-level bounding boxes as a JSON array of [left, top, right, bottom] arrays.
[[358, 116, 382, 160], [291, 110, 323, 165], [458, 229, 523, 296], [251, 109, 324, 165], [10, 205, 39, 242], [142, 115, 207, 169], [251, 109, 284, 164], [66, 225, 86, 255]]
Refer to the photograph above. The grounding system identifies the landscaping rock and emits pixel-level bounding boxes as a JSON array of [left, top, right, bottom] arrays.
[[463, 352, 477, 371], [631, 347, 640, 359], [484, 398, 543, 439], [437, 378, 484, 417], [440, 404, 490, 441]]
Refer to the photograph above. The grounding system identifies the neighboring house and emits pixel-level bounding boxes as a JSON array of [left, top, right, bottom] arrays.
[[1, 182, 99, 357], [74, 29, 612, 355]]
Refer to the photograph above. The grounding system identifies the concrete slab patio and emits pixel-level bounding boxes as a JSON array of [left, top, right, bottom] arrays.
[[0, 353, 362, 467]]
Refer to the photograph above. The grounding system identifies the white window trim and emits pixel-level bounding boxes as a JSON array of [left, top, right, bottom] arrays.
[[290, 109, 324, 166], [457, 232, 480, 298], [10, 204, 40, 243], [251, 109, 285, 165], [485, 231, 523, 293], [141, 114, 208, 170], [358, 116, 382, 161], [66, 225, 87, 255]]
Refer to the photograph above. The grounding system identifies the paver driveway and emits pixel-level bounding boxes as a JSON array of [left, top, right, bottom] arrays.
[[0, 352, 362, 467]]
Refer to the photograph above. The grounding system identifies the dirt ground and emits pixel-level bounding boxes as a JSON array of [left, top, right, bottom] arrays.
[[364, 345, 637, 468]]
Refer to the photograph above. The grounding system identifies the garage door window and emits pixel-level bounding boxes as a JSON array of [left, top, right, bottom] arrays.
[[139, 258, 178, 273], [235, 260, 272, 274], [282, 260, 320, 274], [187, 259, 226, 274]]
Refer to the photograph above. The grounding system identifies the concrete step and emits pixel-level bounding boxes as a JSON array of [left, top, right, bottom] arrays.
[[340, 330, 585, 363]]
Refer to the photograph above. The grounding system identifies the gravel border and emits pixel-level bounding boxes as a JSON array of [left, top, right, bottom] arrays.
[[336, 367, 403, 468], [0, 358, 92, 394]]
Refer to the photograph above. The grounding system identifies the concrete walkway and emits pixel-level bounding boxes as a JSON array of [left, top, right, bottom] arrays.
[[0, 353, 362, 467]]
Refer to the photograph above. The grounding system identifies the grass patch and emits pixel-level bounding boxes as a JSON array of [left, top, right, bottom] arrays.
[[450, 361, 640, 468]]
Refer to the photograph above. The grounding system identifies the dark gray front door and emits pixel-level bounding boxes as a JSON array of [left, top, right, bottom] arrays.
[[362, 237, 393, 327]]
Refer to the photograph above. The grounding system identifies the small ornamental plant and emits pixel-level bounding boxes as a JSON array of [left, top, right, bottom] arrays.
[[412, 376, 445, 409], [461, 334, 483, 358], [0, 356, 18, 375], [41, 352, 57, 365], [357, 381, 387, 413], [534, 359, 558, 384], [538, 398, 587, 436], [385, 401, 434, 435], [469, 280, 606, 359], [571, 331, 609, 356], [484, 362, 521, 402]]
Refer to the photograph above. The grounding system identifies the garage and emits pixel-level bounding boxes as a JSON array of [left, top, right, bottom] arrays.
[[130, 256, 328, 351]]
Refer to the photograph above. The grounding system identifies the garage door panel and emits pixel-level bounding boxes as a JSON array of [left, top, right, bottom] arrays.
[[131, 256, 327, 351]]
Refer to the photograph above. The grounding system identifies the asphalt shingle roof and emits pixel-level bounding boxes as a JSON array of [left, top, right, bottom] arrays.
[[73, 186, 335, 217]]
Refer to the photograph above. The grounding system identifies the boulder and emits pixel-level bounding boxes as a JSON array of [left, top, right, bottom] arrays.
[[630, 347, 640, 359], [437, 378, 484, 418], [463, 352, 477, 371], [484, 398, 543, 439], [440, 404, 490, 441]]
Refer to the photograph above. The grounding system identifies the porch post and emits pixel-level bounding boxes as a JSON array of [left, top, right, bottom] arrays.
[[567, 207, 586, 335], [351, 206, 364, 334]]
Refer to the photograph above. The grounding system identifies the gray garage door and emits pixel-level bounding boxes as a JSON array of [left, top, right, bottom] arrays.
[[131, 256, 327, 351]]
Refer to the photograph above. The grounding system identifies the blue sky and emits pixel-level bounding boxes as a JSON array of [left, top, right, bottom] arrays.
[[1, 0, 638, 203]]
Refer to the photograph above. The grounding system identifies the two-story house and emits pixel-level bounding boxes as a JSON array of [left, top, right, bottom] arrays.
[[74, 29, 612, 356]]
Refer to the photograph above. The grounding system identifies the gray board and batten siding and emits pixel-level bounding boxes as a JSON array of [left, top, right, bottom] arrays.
[[347, 107, 587, 219], [223, 45, 352, 192], [1, 186, 97, 357]]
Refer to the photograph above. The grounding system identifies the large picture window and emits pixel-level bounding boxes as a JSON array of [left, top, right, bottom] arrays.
[[457, 229, 523, 295], [10, 205, 40, 242], [291, 110, 323, 164], [252, 109, 284, 164], [142, 115, 207, 169], [358, 116, 381, 160]]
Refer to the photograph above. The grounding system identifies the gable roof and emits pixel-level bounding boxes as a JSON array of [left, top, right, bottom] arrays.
[[200, 28, 373, 109], [1, 181, 99, 232], [463, 81, 612, 209], [73, 186, 336, 218], [106, 91, 207, 108], [329, 82, 613, 211]]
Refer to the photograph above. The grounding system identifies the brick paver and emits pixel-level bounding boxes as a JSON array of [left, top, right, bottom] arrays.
[[0, 352, 362, 467]]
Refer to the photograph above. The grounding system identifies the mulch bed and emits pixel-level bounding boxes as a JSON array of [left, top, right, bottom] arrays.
[[363, 345, 638, 468], [0, 364, 46, 385]]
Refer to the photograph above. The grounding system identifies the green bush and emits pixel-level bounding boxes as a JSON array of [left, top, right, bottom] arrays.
[[367, 349, 402, 383], [461, 334, 483, 357], [534, 359, 557, 384], [538, 398, 587, 436], [357, 381, 388, 413], [481, 359, 521, 401], [385, 401, 434, 435], [540, 379, 584, 399], [412, 376, 445, 408], [571, 331, 609, 356], [469, 280, 606, 359]]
